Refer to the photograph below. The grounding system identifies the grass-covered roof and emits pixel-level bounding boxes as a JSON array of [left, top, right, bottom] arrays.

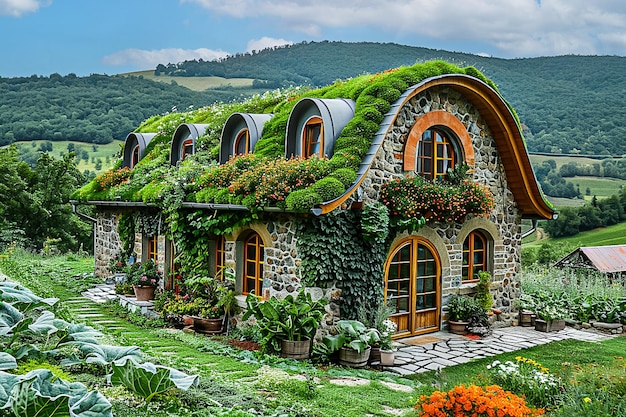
[[72, 60, 504, 214]]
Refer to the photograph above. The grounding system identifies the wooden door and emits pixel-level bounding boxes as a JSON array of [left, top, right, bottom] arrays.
[[385, 237, 440, 337]]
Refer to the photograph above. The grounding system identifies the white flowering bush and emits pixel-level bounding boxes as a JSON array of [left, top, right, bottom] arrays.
[[487, 356, 563, 409]]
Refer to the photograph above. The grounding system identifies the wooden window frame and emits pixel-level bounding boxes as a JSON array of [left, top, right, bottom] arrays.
[[131, 145, 140, 168], [242, 232, 264, 296], [181, 139, 194, 161], [416, 128, 457, 180], [302, 116, 324, 158], [147, 235, 158, 263], [462, 230, 487, 283], [216, 235, 226, 276], [234, 129, 250, 156]]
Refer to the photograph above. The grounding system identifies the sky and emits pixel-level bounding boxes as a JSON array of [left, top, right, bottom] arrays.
[[1, 0, 626, 78]]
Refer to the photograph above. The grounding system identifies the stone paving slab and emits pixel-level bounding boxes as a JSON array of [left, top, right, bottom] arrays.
[[387, 326, 617, 376]]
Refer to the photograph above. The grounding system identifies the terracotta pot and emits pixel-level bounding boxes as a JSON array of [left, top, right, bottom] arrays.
[[133, 285, 155, 301], [338, 346, 371, 368], [193, 317, 224, 334], [379, 349, 395, 366], [280, 338, 311, 360], [448, 320, 469, 335]]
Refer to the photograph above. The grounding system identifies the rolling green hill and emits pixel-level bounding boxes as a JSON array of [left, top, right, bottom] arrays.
[[2, 41, 626, 158]]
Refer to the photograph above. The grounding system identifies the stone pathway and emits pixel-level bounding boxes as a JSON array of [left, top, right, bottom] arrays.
[[81, 283, 617, 377], [384, 326, 615, 376]]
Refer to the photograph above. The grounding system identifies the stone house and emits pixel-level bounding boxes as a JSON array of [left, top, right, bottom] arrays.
[[73, 62, 555, 339]]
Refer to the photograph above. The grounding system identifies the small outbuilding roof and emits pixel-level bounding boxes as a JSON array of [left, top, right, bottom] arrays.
[[554, 244, 626, 273]]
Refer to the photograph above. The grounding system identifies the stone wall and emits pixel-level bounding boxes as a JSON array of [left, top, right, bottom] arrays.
[[94, 209, 123, 278], [364, 87, 523, 326]]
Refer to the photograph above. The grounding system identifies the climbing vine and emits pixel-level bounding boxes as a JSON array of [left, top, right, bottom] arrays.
[[296, 210, 389, 319], [117, 213, 135, 258]]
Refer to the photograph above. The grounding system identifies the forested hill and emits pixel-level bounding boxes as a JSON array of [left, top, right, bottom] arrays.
[[2, 41, 626, 156], [160, 41, 626, 157], [0, 74, 259, 146]]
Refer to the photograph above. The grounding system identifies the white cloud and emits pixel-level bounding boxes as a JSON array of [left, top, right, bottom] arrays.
[[0, 0, 50, 17], [102, 48, 230, 69], [182, 0, 626, 57], [246, 37, 293, 53]]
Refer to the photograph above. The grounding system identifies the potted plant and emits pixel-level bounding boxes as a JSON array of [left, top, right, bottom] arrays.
[[320, 320, 381, 367], [446, 294, 484, 335], [534, 301, 568, 332], [360, 301, 397, 365], [515, 293, 537, 327], [125, 259, 161, 301], [242, 290, 327, 359]]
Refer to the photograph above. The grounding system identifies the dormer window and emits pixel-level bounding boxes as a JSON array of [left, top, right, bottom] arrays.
[[181, 139, 194, 161], [131, 145, 140, 168], [234, 129, 250, 156], [416, 128, 458, 181], [303, 117, 323, 158]]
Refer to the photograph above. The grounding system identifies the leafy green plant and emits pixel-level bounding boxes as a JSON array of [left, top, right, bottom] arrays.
[[446, 294, 484, 322], [109, 358, 199, 402], [242, 290, 327, 353], [475, 270, 493, 311], [0, 369, 112, 417], [319, 319, 380, 354]]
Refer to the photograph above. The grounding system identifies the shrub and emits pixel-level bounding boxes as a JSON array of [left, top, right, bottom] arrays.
[[285, 189, 323, 212], [329, 168, 357, 188], [311, 177, 345, 202]]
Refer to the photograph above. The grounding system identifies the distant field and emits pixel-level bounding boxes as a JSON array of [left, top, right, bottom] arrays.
[[523, 221, 626, 249], [529, 154, 625, 200], [13, 140, 122, 174], [123, 71, 255, 92]]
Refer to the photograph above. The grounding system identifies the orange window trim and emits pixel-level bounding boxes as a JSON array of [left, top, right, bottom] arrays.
[[234, 129, 250, 156], [404, 110, 474, 172], [131, 145, 140, 168], [148, 235, 158, 262], [302, 116, 324, 158], [216, 235, 226, 273], [181, 139, 193, 161]]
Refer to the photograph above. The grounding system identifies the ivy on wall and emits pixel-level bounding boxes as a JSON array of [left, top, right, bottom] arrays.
[[296, 209, 389, 319], [117, 213, 135, 258]]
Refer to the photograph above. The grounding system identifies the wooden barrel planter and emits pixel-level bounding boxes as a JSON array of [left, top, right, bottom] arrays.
[[193, 317, 224, 334], [339, 346, 371, 368], [518, 310, 535, 327], [280, 338, 311, 360], [132, 285, 155, 302]]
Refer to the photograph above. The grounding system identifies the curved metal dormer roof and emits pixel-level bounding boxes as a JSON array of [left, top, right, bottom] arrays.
[[314, 74, 555, 220], [219, 113, 273, 164], [285, 98, 356, 158], [122, 132, 157, 168], [170, 124, 209, 165]]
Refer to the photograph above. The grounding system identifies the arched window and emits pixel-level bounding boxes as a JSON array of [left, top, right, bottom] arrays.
[[234, 129, 250, 156], [302, 116, 324, 158], [131, 145, 140, 168], [385, 237, 440, 337], [181, 139, 194, 161], [415, 128, 457, 180], [243, 232, 264, 296], [462, 230, 487, 282]]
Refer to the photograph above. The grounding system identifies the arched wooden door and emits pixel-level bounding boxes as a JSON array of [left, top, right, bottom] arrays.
[[385, 237, 441, 337]]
